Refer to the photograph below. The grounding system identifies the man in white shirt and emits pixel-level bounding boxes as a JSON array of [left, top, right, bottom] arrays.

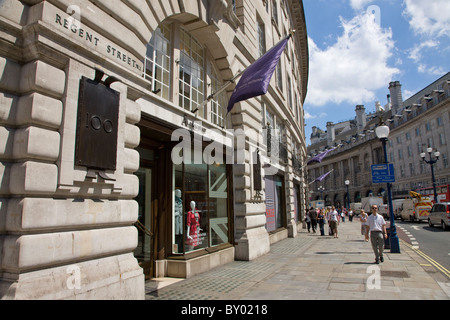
[[328, 206, 340, 238], [367, 205, 388, 264]]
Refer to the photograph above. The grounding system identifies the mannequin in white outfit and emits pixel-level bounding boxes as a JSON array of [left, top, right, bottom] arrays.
[[174, 189, 183, 253]]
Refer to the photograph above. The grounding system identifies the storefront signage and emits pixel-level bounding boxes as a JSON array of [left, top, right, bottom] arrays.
[[42, 3, 144, 73]]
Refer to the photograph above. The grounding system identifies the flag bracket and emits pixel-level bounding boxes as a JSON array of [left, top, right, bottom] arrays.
[[191, 70, 244, 114]]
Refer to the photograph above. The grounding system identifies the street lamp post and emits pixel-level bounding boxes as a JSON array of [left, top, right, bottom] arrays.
[[420, 147, 440, 203], [375, 123, 401, 253], [318, 186, 325, 201], [345, 180, 350, 209]]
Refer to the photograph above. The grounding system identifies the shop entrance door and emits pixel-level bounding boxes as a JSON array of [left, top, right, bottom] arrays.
[[135, 167, 154, 280]]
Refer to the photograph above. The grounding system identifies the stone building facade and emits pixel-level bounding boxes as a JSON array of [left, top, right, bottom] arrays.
[[0, 0, 309, 299], [307, 73, 450, 207]]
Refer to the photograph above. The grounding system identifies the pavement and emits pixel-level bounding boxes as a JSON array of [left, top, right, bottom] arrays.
[[145, 220, 450, 300]]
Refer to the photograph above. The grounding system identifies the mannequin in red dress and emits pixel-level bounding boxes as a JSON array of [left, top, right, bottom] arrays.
[[186, 201, 201, 250]]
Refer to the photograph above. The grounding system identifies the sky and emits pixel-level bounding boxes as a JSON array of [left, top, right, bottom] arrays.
[[302, 0, 450, 145]]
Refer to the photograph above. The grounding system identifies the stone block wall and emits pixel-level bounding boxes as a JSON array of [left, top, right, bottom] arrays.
[[0, 0, 144, 300]]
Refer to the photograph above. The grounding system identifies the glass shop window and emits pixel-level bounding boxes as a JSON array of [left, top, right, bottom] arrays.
[[179, 28, 205, 116], [172, 149, 229, 255], [145, 24, 172, 100], [265, 174, 285, 232]]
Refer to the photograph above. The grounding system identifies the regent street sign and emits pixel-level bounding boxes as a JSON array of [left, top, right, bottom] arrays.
[[41, 3, 144, 74]]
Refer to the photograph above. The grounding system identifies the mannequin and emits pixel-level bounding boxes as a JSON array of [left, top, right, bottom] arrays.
[[186, 201, 201, 250], [174, 189, 183, 235], [174, 189, 183, 253]]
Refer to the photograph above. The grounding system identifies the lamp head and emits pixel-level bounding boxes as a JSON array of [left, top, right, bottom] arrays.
[[375, 125, 390, 139]]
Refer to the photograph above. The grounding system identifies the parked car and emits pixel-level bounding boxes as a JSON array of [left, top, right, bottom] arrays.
[[428, 202, 450, 231]]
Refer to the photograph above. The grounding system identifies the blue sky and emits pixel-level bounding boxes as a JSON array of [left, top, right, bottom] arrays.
[[302, 0, 450, 145]]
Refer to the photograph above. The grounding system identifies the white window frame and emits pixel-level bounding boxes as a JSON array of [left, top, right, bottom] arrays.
[[144, 24, 172, 100]]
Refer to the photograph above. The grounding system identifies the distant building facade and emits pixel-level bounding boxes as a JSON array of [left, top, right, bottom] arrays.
[[307, 72, 450, 207]]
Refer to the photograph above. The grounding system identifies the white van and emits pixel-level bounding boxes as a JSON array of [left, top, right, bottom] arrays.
[[392, 199, 404, 219], [361, 197, 384, 213], [350, 202, 362, 215], [400, 198, 432, 223], [379, 204, 389, 219]]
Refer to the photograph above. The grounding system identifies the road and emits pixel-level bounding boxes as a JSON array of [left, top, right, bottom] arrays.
[[394, 220, 450, 281]]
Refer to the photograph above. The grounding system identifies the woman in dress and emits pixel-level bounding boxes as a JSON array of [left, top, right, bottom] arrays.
[[359, 209, 369, 242]]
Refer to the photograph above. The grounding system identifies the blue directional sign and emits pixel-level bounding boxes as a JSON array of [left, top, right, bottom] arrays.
[[371, 164, 395, 183]]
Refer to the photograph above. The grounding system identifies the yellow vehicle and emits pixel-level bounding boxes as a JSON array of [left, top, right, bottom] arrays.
[[400, 191, 432, 223]]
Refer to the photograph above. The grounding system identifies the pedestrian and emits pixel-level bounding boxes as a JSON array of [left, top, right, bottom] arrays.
[[328, 206, 340, 238], [348, 208, 353, 222], [305, 208, 312, 232], [367, 205, 388, 264], [359, 209, 369, 242], [318, 209, 326, 236], [326, 207, 333, 236], [340, 206, 345, 223], [309, 207, 318, 233]]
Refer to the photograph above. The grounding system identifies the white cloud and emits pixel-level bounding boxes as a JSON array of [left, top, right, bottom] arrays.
[[304, 110, 328, 119], [408, 40, 446, 76], [305, 11, 400, 107], [418, 64, 445, 76], [304, 111, 316, 119], [408, 40, 439, 63], [403, 0, 450, 38]]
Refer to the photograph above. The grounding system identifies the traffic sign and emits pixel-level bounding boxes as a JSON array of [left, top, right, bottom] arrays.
[[371, 164, 395, 183]]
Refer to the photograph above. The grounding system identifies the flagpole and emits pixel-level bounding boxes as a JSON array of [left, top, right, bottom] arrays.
[[192, 30, 296, 115], [191, 69, 245, 114], [308, 169, 334, 185]]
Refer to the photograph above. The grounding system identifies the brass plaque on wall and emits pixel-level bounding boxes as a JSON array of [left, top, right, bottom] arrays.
[[75, 76, 120, 170]]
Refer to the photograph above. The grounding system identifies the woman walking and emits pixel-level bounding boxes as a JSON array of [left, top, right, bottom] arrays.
[[359, 209, 369, 242], [305, 208, 312, 232], [318, 209, 326, 236]]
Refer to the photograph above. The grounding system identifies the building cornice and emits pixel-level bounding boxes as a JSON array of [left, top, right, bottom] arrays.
[[289, 0, 309, 104]]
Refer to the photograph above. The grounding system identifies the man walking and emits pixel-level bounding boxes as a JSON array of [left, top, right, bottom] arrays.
[[309, 207, 318, 233], [367, 205, 388, 264], [328, 206, 340, 238]]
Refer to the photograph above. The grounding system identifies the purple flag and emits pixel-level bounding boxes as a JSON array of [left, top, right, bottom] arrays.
[[313, 170, 333, 183], [227, 36, 291, 113], [307, 148, 336, 165]]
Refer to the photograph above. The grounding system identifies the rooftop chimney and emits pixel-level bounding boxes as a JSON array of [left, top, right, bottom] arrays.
[[389, 81, 403, 114], [355, 105, 366, 133], [326, 122, 335, 145]]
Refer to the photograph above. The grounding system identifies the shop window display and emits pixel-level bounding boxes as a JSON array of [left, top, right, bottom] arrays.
[[173, 152, 229, 254], [265, 174, 284, 232]]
